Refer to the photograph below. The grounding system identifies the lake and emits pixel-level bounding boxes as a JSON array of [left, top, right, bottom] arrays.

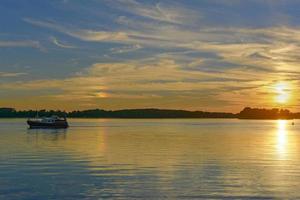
[[1, 119, 300, 199]]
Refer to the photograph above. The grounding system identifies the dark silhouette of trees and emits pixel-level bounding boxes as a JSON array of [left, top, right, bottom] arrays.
[[0, 108, 16, 118], [0, 108, 235, 118], [238, 107, 292, 119], [1, 107, 299, 119], [0, 108, 67, 118], [68, 109, 236, 118]]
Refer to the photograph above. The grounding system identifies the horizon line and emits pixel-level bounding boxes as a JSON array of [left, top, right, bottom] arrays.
[[0, 106, 296, 114]]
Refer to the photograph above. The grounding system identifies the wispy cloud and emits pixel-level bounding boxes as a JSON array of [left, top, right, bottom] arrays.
[[0, 40, 44, 50], [0, 72, 27, 78], [110, 44, 142, 54], [50, 36, 76, 49], [108, 0, 201, 25], [24, 18, 130, 42]]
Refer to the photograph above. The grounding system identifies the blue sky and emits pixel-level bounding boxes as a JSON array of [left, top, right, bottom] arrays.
[[1, 0, 300, 111]]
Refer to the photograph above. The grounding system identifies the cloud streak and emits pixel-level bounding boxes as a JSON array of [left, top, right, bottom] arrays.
[[24, 18, 130, 43], [0, 72, 27, 78], [0, 40, 43, 50], [107, 0, 201, 25], [50, 36, 76, 49]]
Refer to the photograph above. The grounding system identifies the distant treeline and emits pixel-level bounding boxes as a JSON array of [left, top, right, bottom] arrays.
[[238, 107, 300, 119], [0, 108, 68, 118], [68, 109, 235, 118], [1, 107, 300, 119], [0, 108, 235, 118]]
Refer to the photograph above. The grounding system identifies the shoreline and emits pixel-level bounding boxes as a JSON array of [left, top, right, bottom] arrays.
[[1, 107, 298, 120], [0, 117, 296, 120]]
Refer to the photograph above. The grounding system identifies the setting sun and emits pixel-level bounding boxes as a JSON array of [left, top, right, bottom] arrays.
[[275, 82, 290, 104]]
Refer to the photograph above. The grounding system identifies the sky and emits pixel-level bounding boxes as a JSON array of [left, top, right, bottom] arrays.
[[1, 0, 300, 112]]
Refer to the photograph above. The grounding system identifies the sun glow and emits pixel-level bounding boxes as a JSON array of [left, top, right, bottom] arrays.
[[274, 82, 290, 104]]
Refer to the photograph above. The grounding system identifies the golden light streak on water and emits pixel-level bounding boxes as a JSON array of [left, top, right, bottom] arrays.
[[276, 120, 288, 159]]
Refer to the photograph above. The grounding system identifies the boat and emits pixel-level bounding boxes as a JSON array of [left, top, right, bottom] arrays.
[[27, 115, 69, 129]]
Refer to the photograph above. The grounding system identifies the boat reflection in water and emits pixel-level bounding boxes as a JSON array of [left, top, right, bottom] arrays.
[[27, 127, 68, 142], [27, 115, 69, 129]]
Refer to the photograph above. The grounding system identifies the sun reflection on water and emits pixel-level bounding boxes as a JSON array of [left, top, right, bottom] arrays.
[[276, 120, 288, 159]]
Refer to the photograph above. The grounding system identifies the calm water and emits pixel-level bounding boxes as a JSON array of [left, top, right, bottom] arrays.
[[1, 119, 300, 199]]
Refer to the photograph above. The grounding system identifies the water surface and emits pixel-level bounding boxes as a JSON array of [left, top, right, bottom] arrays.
[[1, 119, 300, 199]]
